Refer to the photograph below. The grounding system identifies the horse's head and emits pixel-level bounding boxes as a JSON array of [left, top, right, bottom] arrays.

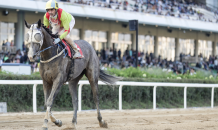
[[24, 19, 43, 62]]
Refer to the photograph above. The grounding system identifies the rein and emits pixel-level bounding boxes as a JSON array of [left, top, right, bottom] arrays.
[[38, 43, 67, 63], [40, 47, 66, 63], [34, 45, 55, 57]]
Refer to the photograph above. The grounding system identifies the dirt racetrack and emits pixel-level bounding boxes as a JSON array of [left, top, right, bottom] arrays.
[[1, 108, 218, 130]]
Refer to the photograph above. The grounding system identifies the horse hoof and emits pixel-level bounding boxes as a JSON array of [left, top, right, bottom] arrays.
[[72, 122, 77, 130], [42, 127, 48, 130], [99, 120, 108, 128], [55, 119, 62, 127]]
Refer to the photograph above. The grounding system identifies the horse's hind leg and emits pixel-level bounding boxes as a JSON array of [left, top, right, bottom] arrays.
[[85, 69, 108, 128], [68, 73, 84, 129]]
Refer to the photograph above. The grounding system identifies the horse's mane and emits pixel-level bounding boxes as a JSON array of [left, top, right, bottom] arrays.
[[42, 24, 59, 38]]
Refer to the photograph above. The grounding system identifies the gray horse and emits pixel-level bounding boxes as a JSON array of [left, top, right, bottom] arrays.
[[25, 19, 120, 130]]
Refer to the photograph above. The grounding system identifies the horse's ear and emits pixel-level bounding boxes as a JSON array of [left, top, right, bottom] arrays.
[[37, 19, 41, 29], [24, 20, 31, 29]]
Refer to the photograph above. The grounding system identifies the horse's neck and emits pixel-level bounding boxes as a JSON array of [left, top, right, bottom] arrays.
[[40, 32, 57, 61]]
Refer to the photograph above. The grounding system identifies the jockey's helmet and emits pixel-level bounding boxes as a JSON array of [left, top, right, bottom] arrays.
[[46, 0, 59, 10]]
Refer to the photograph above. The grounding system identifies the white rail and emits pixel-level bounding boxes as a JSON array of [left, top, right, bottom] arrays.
[[0, 80, 218, 113]]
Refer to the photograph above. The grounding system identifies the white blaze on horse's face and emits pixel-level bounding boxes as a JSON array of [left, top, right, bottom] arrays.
[[26, 24, 44, 62]]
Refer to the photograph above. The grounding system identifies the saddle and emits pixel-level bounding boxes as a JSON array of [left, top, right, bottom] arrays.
[[61, 40, 83, 59], [59, 40, 84, 82]]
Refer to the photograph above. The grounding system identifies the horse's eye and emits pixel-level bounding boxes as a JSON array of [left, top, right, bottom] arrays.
[[25, 33, 29, 41], [34, 33, 42, 42]]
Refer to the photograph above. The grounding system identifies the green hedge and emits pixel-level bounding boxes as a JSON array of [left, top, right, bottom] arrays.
[[0, 69, 218, 112], [1, 83, 217, 112]]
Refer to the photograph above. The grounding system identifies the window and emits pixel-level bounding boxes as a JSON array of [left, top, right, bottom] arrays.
[[0, 22, 15, 45]]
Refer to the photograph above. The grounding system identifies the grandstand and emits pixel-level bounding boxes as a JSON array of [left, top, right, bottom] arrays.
[[0, 0, 218, 62], [56, 0, 218, 23]]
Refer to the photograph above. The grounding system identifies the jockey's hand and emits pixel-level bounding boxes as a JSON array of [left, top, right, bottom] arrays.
[[53, 38, 61, 44]]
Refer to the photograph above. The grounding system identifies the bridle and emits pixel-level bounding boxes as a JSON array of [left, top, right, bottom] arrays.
[[26, 24, 55, 57], [27, 24, 44, 48], [26, 24, 66, 63]]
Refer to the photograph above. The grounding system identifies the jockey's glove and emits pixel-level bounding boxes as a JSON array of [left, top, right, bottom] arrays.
[[54, 38, 61, 44]]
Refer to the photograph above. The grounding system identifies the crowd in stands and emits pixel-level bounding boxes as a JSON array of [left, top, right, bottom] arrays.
[[1, 39, 15, 53], [98, 48, 218, 75], [69, 0, 218, 23], [1, 45, 218, 75], [0, 42, 40, 73], [32, 0, 218, 23]]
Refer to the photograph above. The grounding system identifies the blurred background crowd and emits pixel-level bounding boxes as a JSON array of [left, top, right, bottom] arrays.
[[1, 46, 218, 75], [55, 0, 218, 23], [1, 0, 218, 74]]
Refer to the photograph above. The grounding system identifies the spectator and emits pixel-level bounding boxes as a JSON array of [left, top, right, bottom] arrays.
[[2, 40, 5, 46], [22, 42, 26, 51], [3, 54, 9, 62], [113, 49, 117, 60], [109, 0, 114, 4], [20, 52, 28, 64], [5, 39, 10, 52], [106, 48, 110, 59], [101, 48, 106, 60], [129, 49, 132, 57], [0, 56, 2, 70], [10, 40, 14, 47], [3, 54, 10, 63], [101, 63, 108, 70], [214, 57, 218, 69], [118, 49, 121, 59]]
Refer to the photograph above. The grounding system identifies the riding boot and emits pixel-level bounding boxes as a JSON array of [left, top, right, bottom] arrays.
[[66, 38, 82, 59]]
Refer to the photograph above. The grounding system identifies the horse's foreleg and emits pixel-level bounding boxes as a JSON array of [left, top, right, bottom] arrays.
[[42, 107, 50, 130], [42, 78, 64, 130], [42, 82, 52, 130]]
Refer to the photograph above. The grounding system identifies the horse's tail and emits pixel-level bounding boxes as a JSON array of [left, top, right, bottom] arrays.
[[99, 69, 122, 86]]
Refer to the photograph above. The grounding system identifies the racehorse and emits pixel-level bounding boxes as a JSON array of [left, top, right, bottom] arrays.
[[24, 19, 120, 130]]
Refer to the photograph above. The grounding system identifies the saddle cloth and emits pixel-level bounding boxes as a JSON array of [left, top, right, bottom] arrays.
[[61, 40, 83, 59]]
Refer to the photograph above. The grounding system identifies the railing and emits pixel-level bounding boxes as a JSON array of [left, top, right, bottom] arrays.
[[0, 46, 17, 54], [0, 80, 218, 113]]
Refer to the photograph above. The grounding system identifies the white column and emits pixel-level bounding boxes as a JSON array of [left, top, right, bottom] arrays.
[[107, 31, 112, 49], [194, 40, 199, 62], [131, 33, 136, 50], [80, 29, 85, 40], [212, 41, 217, 56], [15, 11, 25, 50], [175, 38, 180, 61], [154, 36, 158, 58]]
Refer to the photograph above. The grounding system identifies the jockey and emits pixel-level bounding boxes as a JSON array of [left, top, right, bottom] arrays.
[[43, 0, 82, 59]]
